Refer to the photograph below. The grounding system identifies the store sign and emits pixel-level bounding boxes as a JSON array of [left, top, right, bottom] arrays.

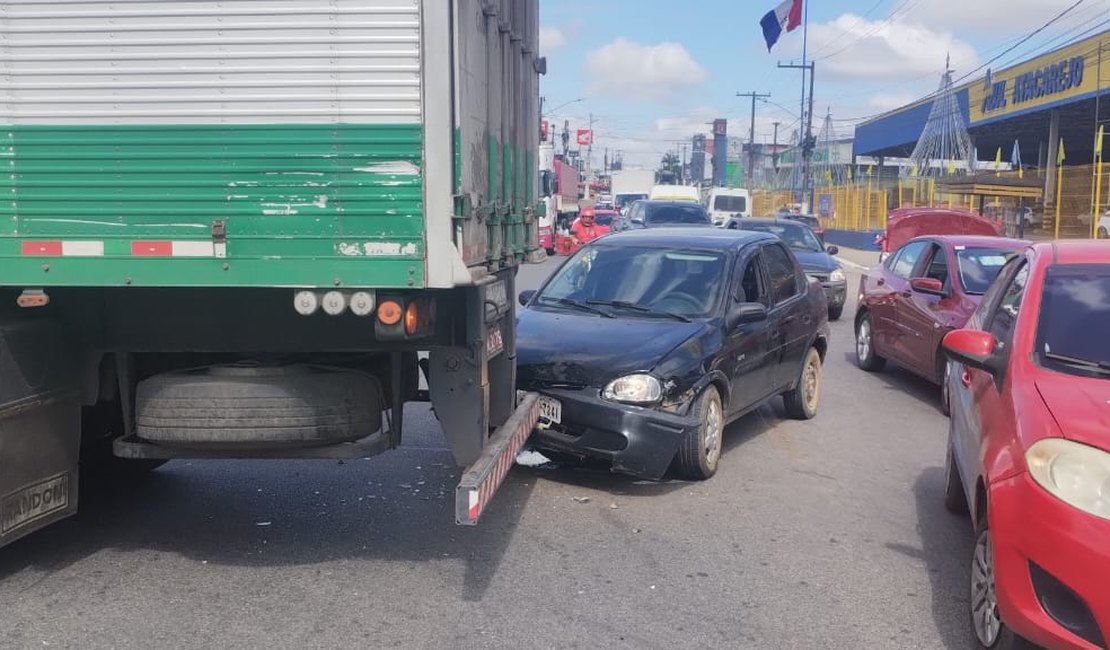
[[969, 35, 1100, 124], [981, 57, 1085, 115]]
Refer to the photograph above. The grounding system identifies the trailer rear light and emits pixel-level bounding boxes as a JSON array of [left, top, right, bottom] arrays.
[[321, 291, 347, 316], [404, 301, 421, 335], [377, 300, 403, 326], [349, 291, 376, 317], [16, 289, 49, 308], [293, 291, 319, 316]]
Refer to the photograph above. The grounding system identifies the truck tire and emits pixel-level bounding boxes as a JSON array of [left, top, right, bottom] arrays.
[[135, 365, 382, 449]]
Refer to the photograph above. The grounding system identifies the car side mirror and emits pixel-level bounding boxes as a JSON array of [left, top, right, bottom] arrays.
[[825, 245, 839, 256], [943, 329, 1002, 375], [727, 302, 768, 328], [518, 290, 536, 306], [910, 277, 946, 296]]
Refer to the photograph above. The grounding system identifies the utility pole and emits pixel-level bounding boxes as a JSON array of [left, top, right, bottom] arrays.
[[586, 113, 595, 181], [737, 91, 771, 189], [778, 61, 816, 210], [772, 121, 781, 173], [681, 143, 688, 184], [561, 119, 570, 157]]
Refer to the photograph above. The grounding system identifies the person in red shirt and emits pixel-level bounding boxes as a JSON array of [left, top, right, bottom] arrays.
[[571, 206, 609, 245]]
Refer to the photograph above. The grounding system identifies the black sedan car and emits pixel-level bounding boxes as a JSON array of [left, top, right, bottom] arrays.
[[725, 217, 847, 320], [625, 200, 713, 229], [516, 229, 830, 481]]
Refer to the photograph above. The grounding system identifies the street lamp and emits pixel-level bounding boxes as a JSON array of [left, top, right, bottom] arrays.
[[542, 97, 585, 116]]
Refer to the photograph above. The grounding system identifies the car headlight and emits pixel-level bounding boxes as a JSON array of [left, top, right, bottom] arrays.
[[602, 373, 663, 404], [1027, 438, 1110, 521], [829, 268, 846, 283]]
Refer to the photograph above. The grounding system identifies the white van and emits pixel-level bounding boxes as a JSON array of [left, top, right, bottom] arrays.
[[649, 184, 701, 203], [706, 188, 751, 225]]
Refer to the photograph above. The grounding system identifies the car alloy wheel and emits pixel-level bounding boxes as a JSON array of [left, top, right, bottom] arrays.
[[971, 528, 1002, 647], [857, 318, 872, 361], [704, 396, 723, 468]]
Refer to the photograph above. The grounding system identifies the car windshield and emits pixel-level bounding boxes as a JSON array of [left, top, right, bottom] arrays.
[[712, 195, 746, 212], [538, 245, 726, 317], [956, 247, 1014, 294], [1035, 265, 1110, 378], [739, 221, 823, 252], [645, 204, 711, 226]]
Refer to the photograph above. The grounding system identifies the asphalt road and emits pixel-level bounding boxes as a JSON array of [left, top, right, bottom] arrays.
[[0, 252, 977, 650]]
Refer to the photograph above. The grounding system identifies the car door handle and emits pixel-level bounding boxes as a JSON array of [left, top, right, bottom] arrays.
[[877, 278, 885, 286]]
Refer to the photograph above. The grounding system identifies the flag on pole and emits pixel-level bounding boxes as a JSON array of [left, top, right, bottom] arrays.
[[994, 147, 1002, 176], [947, 159, 956, 175], [1096, 125, 1105, 157], [760, 0, 804, 51], [1012, 140, 1022, 179], [866, 164, 874, 176], [1057, 138, 1065, 165], [972, 147, 978, 172], [847, 166, 853, 181]]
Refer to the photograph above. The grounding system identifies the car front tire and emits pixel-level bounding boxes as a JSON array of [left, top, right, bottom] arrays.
[[944, 425, 968, 514], [855, 311, 886, 371], [828, 305, 844, 321], [675, 386, 723, 480], [969, 524, 1034, 649]]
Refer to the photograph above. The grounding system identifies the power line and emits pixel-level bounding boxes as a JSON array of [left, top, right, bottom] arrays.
[[806, 0, 891, 59], [816, 0, 927, 62]]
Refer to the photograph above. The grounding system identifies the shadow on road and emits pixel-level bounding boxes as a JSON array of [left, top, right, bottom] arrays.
[[841, 350, 944, 414], [0, 418, 536, 604], [886, 467, 975, 650]]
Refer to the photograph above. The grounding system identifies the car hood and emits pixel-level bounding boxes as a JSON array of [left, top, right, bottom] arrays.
[[792, 250, 838, 273], [1035, 374, 1110, 449], [516, 307, 708, 389]]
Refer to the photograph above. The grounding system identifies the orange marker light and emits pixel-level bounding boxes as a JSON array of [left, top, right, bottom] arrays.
[[378, 300, 402, 326], [405, 301, 421, 335]]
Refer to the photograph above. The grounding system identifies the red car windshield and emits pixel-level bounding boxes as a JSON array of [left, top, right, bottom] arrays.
[[1035, 264, 1110, 378], [956, 248, 1015, 294]]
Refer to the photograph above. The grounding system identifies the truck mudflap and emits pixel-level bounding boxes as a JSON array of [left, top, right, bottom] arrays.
[[455, 392, 541, 525]]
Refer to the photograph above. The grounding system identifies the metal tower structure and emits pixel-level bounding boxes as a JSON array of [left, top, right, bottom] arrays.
[[908, 60, 975, 177], [812, 109, 848, 187]]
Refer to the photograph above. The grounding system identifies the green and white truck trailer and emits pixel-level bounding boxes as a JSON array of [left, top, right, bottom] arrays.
[[0, 0, 546, 547]]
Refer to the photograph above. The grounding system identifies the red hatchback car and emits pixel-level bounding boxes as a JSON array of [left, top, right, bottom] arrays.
[[855, 235, 1028, 413], [943, 240, 1110, 650]]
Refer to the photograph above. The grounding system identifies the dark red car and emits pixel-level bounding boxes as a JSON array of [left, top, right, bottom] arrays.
[[854, 235, 1027, 413], [942, 240, 1110, 650]]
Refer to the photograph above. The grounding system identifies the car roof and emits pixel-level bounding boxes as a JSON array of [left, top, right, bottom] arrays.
[[1044, 239, 1110, 265], [641, 200, 706, 207], [909, 235, 1029, 248], [597, 227, 774, 251], [733, 217, 805, 227]]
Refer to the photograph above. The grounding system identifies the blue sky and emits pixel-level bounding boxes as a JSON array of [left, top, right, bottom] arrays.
[[539, 0, 1105, 168]]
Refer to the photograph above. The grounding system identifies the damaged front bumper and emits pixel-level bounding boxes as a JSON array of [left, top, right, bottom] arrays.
[[527, 387, 699, 480]]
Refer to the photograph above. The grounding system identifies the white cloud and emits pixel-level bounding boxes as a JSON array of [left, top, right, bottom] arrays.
[[805, 15, 979, 83], [867, 92, 920, 112], [539, 26, 566, 54], [905, 0, 1096, 33], [584, 38, 707, 101]]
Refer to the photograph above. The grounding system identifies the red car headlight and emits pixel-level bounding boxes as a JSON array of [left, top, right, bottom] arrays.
[[1027, 438, 1110, 521]]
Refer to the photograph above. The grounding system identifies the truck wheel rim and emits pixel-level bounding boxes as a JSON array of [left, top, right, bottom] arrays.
[[971, 529, 1002, 646], [857, 319, 872, 361], [704, 398, 722, 466]]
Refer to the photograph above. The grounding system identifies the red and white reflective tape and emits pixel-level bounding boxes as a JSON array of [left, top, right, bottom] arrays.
[[130, 241, 220, 257], [460, 396, 541, 524], [21, 240, 105, 256], [19, 240, 224, 258]]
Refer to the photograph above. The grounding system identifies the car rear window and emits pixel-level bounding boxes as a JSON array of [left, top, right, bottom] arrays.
[[956, 247, 1016, 294], [1035, 264, 1110, 378], [646, 204, 712, 225], [712, 195, 746, 213]]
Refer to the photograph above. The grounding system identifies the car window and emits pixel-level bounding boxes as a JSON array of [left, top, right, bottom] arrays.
[[738, 221, 823, 253], [921, 244, 949, 285], [955, 247, 1014, 294], [712, 195, 747, 212], [734, 253, 769, 306], [762, 243, 800, 305], [645, 204, 711, 225], [1035, 264, 1110, 378], [538, 244, 727, 317], [891, 241, 929, 280], [987, 260, 1029, 346]]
